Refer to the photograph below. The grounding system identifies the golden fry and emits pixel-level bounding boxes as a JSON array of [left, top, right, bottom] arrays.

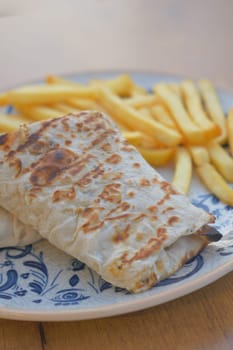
[[180, 80, 220, 140], [172, 147, 192, 194], [227, 108, 233, 156], [207, 140, 233, 182], [67, 98, 102, 111], [17, 105, 63, 121], [97, 86, 182, 146], [188, 146, 209, 166], [137, 107, 154, 120], [196, 163, 233, 206], [126, 95, 158, 109], [198, 79, 227, 144], [138, 147, 175, 166], [167, 83, 181, 97], [151, 105, 176, 128], [6, 85, 98, 105], [90, 74, 134, 97], [0, 114, 28, 132], [51, 103, 80, 114], [0, 93, 7, 107], [154, 83, 207, 145], [122, 131, 143, 146]]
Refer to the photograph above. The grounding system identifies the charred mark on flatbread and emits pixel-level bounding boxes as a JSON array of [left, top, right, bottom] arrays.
[[52, 186, 76, 202], [112, 224, 130, 243], [106, 154, 122, 164], [139, 178, 151, 187], [99, 183, 122, 204], [167, 216, 180, 225]]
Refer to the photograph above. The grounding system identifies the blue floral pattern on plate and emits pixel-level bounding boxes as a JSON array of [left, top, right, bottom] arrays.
[[0, 72, 232, 320]]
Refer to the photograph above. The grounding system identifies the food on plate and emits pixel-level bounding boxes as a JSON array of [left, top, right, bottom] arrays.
[[154, 83, 213, 145], [0, 207, 40, 247], [207, 140, 233, 182], [227, 108, 233, 156], [0, 73, 232, 205], [180, 80, 220, 140], [198, 79, 227, 144], [0, 111, 221, 292], [172, 147, 192, 194], [196, 163, 233, 206]]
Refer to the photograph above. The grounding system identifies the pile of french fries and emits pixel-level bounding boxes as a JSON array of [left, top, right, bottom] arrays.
[[0, 74, 233, 205]]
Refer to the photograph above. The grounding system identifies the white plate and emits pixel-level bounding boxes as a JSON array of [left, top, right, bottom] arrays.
[[0, 72, 232, 321]]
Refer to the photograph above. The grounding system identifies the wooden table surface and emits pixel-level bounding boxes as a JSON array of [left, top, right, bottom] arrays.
[[0, 1, 233, 349]]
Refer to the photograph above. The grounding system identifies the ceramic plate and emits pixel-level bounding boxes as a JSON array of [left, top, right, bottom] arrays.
[[0, 72, 232, 321]]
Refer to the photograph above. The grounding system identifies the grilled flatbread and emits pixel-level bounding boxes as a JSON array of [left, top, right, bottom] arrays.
[[0, 111, 217, 292], [0, 207, 40, 247]]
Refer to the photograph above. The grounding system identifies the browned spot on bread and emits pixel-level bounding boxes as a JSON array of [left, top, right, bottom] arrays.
[[121, 146, 134, 152], [167, 216, 179, 225], [133, 213, 147, 222], [9, 158, 22, 177], [127, 191, 135, 198], [101, 143, 112, 151], [106, 213, 130, 221], [52, 186, 76, 202], [61, 118, 70, 132], [133, 163, 141, 168], [136, 233, 145, 241], [139, 178, 151, 186], [76, 164, 104, 187], [106, 154, 121, 164], [147, 205, 157, 213], [99, 183, 122, 203], [112, 224, 130, 243], [65, 140, 72, 146], [157, 227, 167, 238], [162, 207, 174, 214], [30, 165, 60, 186], [102, 172, 123, 181], [156, 260, 163, 273]]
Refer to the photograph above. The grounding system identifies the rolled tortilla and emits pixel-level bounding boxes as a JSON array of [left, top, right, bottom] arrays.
[[0, 112, 217, 292]]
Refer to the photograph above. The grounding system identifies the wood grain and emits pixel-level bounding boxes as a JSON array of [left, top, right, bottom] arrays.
[[0, 1, 233, 349], [38, 272, 233, 350]]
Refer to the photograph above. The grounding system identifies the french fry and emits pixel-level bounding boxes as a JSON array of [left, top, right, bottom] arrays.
[[139, 134, 165, 149], [46, 75, 84, 88], [188, 146, 210, 166], [6, 84, 98, 105], [126, 95, 159, 109], [180, 80, 220, 140], [138, 147, 175, 166], [51, 103, 80, 114], [0, 93, 7, 106], [198, 79, 227, 144], [154, 83, 209, 145], [172, 147, 192, 194], [167, 83, 181, 97], [207, 140, 233, 182], [0, 114, 28, 132], [47, 74, 134, 97], [131, 84, 147, 96], [67, 98, 102, 111], [122, 131, 143, 146], [97, 85, 182, 147], [151, 105, 176, 128], [137, 107, 153, 120], [227, 108, 233, 156], [16, 105, 63, 121], [196, 163, 233, 206]]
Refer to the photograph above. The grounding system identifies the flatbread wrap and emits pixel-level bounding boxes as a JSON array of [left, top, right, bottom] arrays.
[[0, 111, 220, 292], [0, 207, 40, 247]]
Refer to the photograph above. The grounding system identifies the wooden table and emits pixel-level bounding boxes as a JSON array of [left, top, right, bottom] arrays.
[[0, 1, 233, 349]]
